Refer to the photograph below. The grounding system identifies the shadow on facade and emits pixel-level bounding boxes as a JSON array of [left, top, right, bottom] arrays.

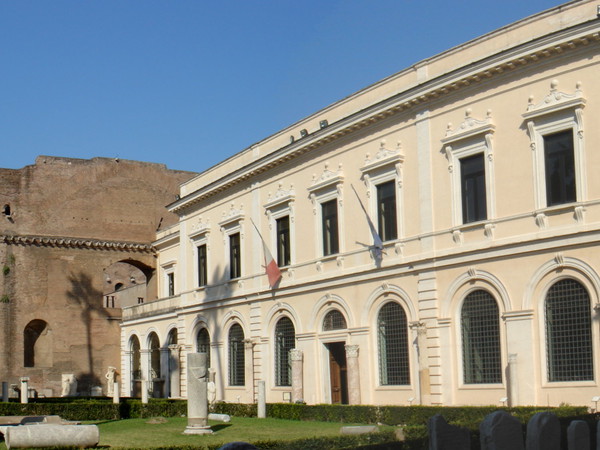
[[66, 271, 110, 394]]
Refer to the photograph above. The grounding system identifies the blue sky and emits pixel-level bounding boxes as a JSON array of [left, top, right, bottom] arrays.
[[1, 0, 567, 173]]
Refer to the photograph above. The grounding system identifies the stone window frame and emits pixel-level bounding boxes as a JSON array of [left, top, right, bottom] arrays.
[[442, 109, 496, 229], [264, 183, 295, 268], [189, 220, 211, 289], [307, 162, 345, 259], [218, 204, 245, 282], [161, 261, 176, 298], [523, 80, 586, 213], [360, 139, 404, 245]]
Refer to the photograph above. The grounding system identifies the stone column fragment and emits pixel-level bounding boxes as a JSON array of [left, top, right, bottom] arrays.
[[290, 349, 303, 403], [183, 352, 212, 435], [345, 345, 361, 405]]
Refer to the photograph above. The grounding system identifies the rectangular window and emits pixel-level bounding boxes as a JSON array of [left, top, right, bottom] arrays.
[[197, 244, 207, 287], [321, 199, 339, 256], [376, 181, 397, 241], [229, 232, 241, 279], [167, 272, 175, 297], [276, 216, 291, 267], [460, 153, 487, 224], [544, 129, 575, 207]]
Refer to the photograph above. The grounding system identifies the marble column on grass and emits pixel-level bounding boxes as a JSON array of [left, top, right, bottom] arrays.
[[345, 345, 361, 405]]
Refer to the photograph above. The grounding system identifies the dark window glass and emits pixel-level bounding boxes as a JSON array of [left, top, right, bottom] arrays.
[[167, 272, 175, 296], [546, 279, 592, 382], [460, 153, 487, 224], [544, 130, 576, 207], [461, 290, 502, 384], [321, 200, 339, 256], [377, 181, 397, 241], [378, 302, 410, 385], [197, 244, 207, 287], [228, 324, 245, 386], [275, 317, 295, 386], [197, 328, 211, 368], [229, 233, 241, 279], [276, 216, 291, 267], [323, 309, 347, 331]]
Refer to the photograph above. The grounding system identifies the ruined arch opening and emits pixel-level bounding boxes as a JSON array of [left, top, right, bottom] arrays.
[[24, 319, 52, 368]]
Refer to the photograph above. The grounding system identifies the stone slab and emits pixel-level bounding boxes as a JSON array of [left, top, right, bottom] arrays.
[[340, 425, 379, 435]]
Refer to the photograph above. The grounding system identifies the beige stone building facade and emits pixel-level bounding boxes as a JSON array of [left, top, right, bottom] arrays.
[[121, 1, 600, 407], [0, 156, 193, 396]]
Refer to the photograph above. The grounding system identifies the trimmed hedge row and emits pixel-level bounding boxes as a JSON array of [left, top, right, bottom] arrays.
[[0, 399, 588, 426]]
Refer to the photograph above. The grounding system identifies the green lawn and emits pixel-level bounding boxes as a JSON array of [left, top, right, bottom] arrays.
[[1, 416, 386, 449]]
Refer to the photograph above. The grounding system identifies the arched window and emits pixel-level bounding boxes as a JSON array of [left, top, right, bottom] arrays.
[[275, 317, 295, 386], [461, 290, 502, 384], [24, 320, 52, 367], [545, 279, 592, 382], [148, 333, 161, 380], [228, 324, 245, 386], [377, 302, 410, 385], [323, 309, 347, 331], [129, 335, 141, 381], [197, 328, 211, 368]]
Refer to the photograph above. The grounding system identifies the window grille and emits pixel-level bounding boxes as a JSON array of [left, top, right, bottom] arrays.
[[460, 153, 487, 223], [321, 199, 339, 256], [323, 309, 347, 331], [276, 216, 291, 267], [228, 324, 245, 386], [275, 317, 295, 386], [461, 290, 502, 384], [197, 244, 208, 287], [377, 302, 410, 385], [229, 233, 242, 279], [544, 129, 575, 207], [545, 279, 593, 382], [377, 181, 397, 241], [197, 328, 211, 368]]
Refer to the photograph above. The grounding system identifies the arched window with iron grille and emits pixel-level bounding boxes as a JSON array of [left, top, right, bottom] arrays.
[[377, 302, 410, 385], [275, 317, 295, 386], [545, 279, 592, 382], [228, 324, 245, 386], [461, 290, 502, 384], [197, 328, 211, 368]]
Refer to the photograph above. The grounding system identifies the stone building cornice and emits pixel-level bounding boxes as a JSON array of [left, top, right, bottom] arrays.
[[169, 20, 600, 215], [0, 234, 155, 253]]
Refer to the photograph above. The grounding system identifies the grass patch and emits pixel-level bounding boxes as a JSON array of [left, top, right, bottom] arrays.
[[0, 416, 396, 449]]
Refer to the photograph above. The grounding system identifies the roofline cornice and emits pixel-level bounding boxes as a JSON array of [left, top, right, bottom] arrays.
[[0, 234, 155, 253], [170, 19, 600, 214]]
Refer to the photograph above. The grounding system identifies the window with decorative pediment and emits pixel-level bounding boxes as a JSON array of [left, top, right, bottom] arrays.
[[264, 183, 295, 267], [442, 109, 495, 227], [523, 80, 586, 212], [189, 217, 211, 287], [308, 163, 344, 258], [219, 204, 245, 280], [360, 139, 404, 242]]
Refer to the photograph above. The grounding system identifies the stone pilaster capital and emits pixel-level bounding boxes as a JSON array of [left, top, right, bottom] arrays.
[[289, 348, 303, 361], [345, 344, 359, 358]]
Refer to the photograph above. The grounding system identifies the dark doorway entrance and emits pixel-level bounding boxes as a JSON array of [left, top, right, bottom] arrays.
[[326, 342, 348, 404]]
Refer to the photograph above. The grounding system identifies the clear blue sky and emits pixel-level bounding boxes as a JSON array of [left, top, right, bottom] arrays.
[[1, 0, 567, 173]]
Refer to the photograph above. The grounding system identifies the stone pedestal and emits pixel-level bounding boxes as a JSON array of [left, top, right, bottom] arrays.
[[345, 345, 361, 405], [257, 380, 266, 418], [141, 380, 149, 404], [2, 382, 8, 402], [290, 349, 303, 403], [19, 378, 28, 404], [183, 353, 212, 435], [112, 382, 120, 404]]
